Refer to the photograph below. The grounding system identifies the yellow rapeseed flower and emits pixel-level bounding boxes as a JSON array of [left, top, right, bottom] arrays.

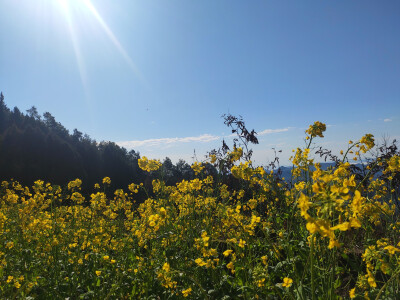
[[226, 261, 235, 274], [349, 288, 356, 298], [282, 277, 293, 288], [306, 222, 317, 234], [223, 250, 233, 257], [102, 177, 111, 185], [331, 222, 350, 232], [305, 121, 326, 138], [195, 258, 207, 267], [367, 274, 377, 288], [138, 156, 162, 172], [258, 256, 267, 267], [162, 262, 170, 273], [210, 154, 217, 164], [384, 245, 400, 255], [182, 287, 192, 297], [68, 178, 82, 190], [191, 162, 204, 175], [360, 134, 375, 153]]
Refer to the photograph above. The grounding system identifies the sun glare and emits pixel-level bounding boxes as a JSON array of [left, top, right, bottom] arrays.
[[56, 0, 88, 89], [81, 0, 144, 81], [54, 0, 145, 87]]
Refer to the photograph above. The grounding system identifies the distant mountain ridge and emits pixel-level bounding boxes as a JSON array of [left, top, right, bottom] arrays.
[[276, 162, 367, 182]]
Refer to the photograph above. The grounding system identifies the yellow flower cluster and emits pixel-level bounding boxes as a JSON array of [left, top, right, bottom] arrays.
[[298, 164, 370, 248], [384, 155, 400, 174], [67, 178, 82, 190], [359, 133, 375, 153], [157, 262, 177, 289], [282, 277, 293, 288], [191, 161, 205, 175], [305, 121, 326, 138], [138, 156, 162, 172], [349, 238, 400, 295], [229, 147, 243, 162], [102, 176, 111, 184]]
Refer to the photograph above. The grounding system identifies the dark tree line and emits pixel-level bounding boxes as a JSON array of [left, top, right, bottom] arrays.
[[0, 92, 209, 198]]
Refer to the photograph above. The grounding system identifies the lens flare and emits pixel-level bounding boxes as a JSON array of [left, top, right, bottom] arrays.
[[58, 0, 88, 90], [82, 0, 146, 84], [56, 0, 146, 87]]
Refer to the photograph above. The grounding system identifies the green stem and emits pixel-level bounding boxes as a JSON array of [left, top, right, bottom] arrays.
[[375, 265, 400, 300], [342, 143, 358, 163], [310, 234, 315, 300], [355, 159, 379, 191]]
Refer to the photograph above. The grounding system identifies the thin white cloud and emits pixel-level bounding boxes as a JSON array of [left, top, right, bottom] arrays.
[[384, 118, 392, 122], [117, 134, 220, 148], [258, 127, 290, 136], [225, 127, 290, 138], [118, 127, 291, 149]]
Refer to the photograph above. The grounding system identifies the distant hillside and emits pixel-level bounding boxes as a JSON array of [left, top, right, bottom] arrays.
[[0, 93, 202, 195], [276, 162, 370, 182]]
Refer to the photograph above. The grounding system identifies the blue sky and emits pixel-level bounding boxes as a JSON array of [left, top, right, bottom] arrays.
[[1, 0, 399, 165]]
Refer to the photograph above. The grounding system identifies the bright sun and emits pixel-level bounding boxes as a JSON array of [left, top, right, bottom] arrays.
[[56, 0, 92, 13]]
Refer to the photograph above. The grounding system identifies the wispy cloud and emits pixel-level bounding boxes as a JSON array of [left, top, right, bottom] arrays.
[[384, 118, 392, 122], [118, 134, 220, 148], [118, 127, 291, 149], [258, 127, 290, 136]]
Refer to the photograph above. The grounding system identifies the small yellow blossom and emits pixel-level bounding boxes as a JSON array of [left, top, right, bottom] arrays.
[[191, 162, 204, 175], [102, 177, 111, 185], [261, 255, 268, 265], [182, 287, 192, 297], [282, 277, 293, 288], [162, 262, 170, 272], [195, 258, 207, 267], [384, 245, 400, 255], [349, 288, 356, 298], [223, 250, 233, 257], [226, 261, 235, 274]]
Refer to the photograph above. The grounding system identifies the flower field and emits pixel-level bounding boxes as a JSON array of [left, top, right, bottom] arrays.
[[1, 122, 399, 299]]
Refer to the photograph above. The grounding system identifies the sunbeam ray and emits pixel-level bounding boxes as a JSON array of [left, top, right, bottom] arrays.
[[58, 0, 88, 90], [56, 0, 96, 136], [82, 0, 147, 86]]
